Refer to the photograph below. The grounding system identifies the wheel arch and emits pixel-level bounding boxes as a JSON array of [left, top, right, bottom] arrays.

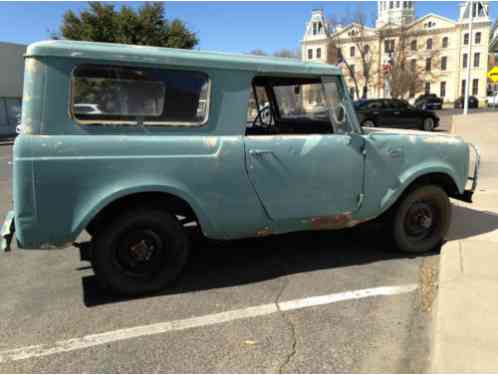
[[72, 186, 216, 240], [378, 168, 462, 218]]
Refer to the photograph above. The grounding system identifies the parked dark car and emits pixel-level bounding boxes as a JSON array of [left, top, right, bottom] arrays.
[[454, 95, 479, 109], [354, 98, 440, 131], [414, 93, 443, 110]]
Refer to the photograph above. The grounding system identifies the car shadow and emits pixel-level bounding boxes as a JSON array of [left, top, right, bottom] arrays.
[[81, 225, 431, 307], [447, 204, 498, 241]]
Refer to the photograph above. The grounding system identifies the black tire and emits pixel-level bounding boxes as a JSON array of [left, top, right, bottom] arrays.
[[422, 117, 435, 131], [391, 185, 451, 253], [362, 119, 376, 128], [92, 208, 190, 296]]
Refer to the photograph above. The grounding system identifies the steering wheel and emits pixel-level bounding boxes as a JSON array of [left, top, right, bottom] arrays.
[[252, 104, 273, 128]]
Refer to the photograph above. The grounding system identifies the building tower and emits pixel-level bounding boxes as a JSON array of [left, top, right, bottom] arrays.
[[458, 0, 490, 23], [301, 9, 329, 62], [376, 1, 416, 28]]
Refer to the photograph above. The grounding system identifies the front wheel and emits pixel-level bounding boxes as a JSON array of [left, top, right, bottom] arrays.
[[422, 117, 435, 131], [391, 185, 451, 253], [92, 208, 190, 296]]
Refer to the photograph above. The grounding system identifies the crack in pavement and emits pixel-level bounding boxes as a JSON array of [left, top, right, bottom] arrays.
[[275, 275, 297, 374]]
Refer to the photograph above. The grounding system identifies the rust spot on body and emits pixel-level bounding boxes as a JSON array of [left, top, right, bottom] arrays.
[[310, 212, 352, 230]]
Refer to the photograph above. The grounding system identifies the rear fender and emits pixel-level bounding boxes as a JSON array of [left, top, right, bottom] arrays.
[[71, 183, 217, 240]]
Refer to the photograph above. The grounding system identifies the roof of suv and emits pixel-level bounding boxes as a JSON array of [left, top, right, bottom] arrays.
[[26, 40, 341, 76]]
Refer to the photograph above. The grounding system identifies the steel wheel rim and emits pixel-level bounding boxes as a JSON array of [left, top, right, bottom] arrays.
[[404, 201, 436, 241], [114, 228, 168, 279]]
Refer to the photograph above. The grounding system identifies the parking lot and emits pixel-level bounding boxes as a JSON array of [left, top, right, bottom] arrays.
[[0, 110, 463, 372]]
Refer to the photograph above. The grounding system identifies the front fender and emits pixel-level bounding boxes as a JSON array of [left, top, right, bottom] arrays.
[[71, 182, 218, 240], [379, 161, 464, 213]]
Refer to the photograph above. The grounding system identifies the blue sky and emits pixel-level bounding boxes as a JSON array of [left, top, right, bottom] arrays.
[[0, 1, 496, 54]]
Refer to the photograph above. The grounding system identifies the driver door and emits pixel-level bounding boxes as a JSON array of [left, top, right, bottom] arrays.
[[244, 76, 364, 222]]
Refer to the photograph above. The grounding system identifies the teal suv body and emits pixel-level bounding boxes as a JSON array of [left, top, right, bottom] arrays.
[[1, 40, 480, 295]]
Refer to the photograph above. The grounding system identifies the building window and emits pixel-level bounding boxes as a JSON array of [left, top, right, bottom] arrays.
[[475, 32, 481, 44], [461, 80, 466, 97], [313, 22, 317, 35], [464, 33, 469, 45], [410, 59, 416, 72], [425, 81, 431, 94], [364, 45, 370, 54], [390, 1, 394, 9], [474, 52, 480, 67], [350, 46, 355, 57], [411, 40, 417, 51], [426, 57, 432, 72], [384, 39, 395, 53], [308, 49, 313, 59], [317, 48, 322, 59], [472, 79, 479, 96], [396, 1, 400, 7], [442, 36, 449, 48], [440, 81, 446, 97], [426, 38, 433, 50], [463, 53, 468, 68], [441, 56, 447, 71]]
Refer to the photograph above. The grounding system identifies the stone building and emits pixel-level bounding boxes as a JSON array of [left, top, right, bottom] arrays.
[[301, 1, 493, 104]]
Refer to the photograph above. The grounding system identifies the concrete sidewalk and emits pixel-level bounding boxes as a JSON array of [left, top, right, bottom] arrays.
[[432, 113, 498, 372]]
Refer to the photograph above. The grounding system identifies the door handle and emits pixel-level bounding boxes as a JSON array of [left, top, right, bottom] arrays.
[[249, 149, 273, 156]]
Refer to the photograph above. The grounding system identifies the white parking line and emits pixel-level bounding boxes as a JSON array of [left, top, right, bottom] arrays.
[[0, 284, 417, 363]]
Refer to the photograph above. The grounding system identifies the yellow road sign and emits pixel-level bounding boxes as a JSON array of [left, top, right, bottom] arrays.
[[488, 66, 498, 82]]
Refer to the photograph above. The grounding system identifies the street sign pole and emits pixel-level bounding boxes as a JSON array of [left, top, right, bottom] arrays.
[[464, 0, 474, 115]]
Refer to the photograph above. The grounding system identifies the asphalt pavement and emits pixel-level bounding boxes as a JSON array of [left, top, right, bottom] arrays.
[[0, 116, 455, 372]]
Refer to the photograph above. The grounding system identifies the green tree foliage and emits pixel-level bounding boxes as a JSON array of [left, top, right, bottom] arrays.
[[60, 2, 198, 49]]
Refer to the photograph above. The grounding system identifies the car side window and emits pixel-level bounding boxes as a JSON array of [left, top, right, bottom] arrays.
[[368, 101, 382, 109], [71, 64, 210, 126]]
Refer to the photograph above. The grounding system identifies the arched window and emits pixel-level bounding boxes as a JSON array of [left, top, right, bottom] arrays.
[[411, 40, 417, 51], [442, 36, 448, 48], [426, 38, 433, 50]]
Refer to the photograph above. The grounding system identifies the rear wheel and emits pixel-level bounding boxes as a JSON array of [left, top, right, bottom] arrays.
[[391, 185, 451, 253], [92, 208, 190, 296], [362, 119, 376, 128], [422, 117, 434, 131]]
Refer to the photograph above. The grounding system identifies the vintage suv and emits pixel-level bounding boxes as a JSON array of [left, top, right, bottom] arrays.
[[1, 40, 479, 295]]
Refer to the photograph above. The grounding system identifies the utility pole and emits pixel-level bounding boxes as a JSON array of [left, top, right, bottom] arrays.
[[464, 0, 474, 115]]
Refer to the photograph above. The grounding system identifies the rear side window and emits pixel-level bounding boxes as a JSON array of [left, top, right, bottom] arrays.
[[71, 65, 210, 126]]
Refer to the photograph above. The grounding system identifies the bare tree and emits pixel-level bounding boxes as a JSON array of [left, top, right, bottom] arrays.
[[248, 49, 268, 56], [326, 9, 376, 99], [381, 26, 442, 99], [273, 48, 300, 59]]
